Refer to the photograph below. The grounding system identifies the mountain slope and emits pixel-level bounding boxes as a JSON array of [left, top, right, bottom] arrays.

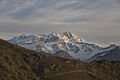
[[0, 39, 86, 80], [8, 32, 117, 62], [53, 50, 74, 59], [95, 46, 120, 61], [0, 39, 120, 80]]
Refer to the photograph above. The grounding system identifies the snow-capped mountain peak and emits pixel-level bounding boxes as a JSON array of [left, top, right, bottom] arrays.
[[60, 32, 83, 43], [12, 33, 26, 41], [8, 32, 117, 62], [36, 32, 83, 44]]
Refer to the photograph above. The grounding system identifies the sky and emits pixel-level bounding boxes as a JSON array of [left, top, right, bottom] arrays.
[[0, 0, 120, 45]]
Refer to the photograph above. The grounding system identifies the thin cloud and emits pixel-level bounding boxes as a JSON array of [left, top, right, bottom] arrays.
[[0, 0, 120, 45]]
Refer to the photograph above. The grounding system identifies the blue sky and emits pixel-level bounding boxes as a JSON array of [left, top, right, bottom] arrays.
[[0, 0, 120, 45]]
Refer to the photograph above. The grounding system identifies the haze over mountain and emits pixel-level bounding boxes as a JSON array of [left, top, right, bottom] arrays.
[[8, 32, 120, 62]]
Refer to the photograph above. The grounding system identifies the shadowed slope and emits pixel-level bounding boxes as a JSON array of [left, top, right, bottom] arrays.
[[96, 47, 120, 61]]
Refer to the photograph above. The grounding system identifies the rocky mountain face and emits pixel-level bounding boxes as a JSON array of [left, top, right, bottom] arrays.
[[8, 32, 118, 62]]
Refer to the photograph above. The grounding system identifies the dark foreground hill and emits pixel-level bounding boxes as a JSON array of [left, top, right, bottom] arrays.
[[0, 39, 120, 80]]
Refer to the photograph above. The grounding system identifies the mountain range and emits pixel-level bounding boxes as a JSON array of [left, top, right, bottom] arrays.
[[8, 32, 120, 62], [0, 39, 120, 80]]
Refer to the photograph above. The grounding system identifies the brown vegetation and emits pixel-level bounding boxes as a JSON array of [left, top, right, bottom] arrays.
[[0, 39, 120, 80]]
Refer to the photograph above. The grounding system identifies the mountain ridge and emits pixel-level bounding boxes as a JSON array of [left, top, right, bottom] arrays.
[[8, 32, 118, 62]]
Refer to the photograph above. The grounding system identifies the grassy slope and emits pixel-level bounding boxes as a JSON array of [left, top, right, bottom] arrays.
[[0, 39, 120, 80]]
